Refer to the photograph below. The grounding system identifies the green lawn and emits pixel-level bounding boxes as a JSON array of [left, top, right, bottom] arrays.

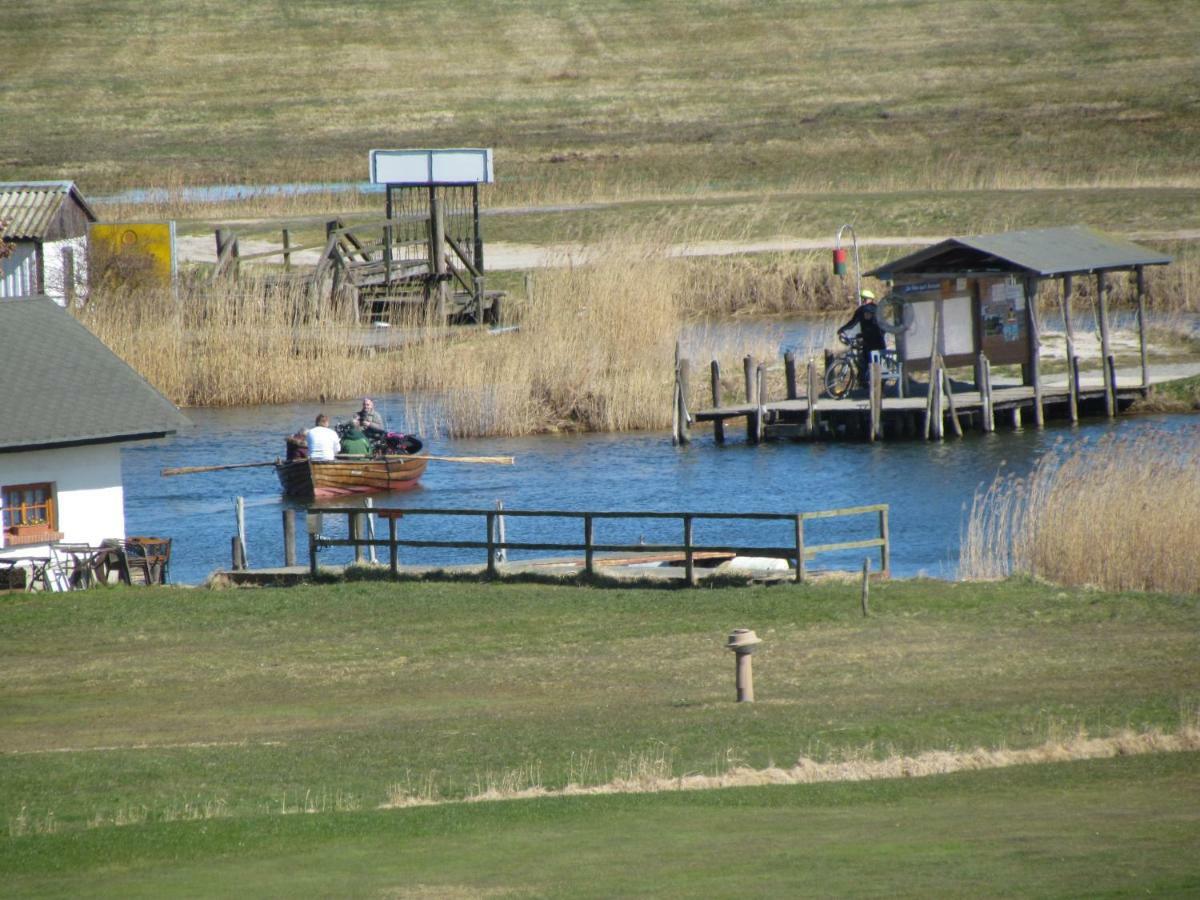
[[2, 753, 1197, 897]]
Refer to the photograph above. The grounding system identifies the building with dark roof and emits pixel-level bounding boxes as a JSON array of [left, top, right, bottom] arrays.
[[0, 181, 97, 304], [0, 298, 189, 555]]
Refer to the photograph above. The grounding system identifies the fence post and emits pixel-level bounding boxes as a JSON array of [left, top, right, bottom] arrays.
[[282, 509, 296, 567], [794, 515, 805, 583], [684, 514, 696, 587], [388, 515, 398, 577], [365, 498, 377, 564], [306, 512, 321, 578], [584, 515, 595, 577], [350, 511, 363, 563], [879, 506, 890, 577], [860, 558, 870, 617], [486, 511, 497, 577]]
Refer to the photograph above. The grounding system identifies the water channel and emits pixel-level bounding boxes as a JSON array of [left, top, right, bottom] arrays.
[[126, 393, 1197, 586]]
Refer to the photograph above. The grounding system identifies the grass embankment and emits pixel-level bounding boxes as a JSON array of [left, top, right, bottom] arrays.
[[961, 429, 1200, 594], [8, 1, 1200, 199], [1, 578, 1197, 893]]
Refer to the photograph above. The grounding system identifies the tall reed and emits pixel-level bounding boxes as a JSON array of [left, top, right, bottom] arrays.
[[959, 430, 1200, 594]]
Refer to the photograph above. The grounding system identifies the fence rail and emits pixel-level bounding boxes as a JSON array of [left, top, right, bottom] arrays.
[[306, 504, 889, 585]]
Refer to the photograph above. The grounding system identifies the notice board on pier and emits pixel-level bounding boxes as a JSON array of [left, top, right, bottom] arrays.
[[894, 279, 976, 370], [977, 276, 1031, 366]]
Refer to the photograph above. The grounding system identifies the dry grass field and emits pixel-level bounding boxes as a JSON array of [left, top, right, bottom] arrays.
[[8, 1, 1200, 202]]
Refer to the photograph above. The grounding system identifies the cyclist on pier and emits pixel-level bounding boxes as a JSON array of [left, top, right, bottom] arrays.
[[837, 289, 888, 387]]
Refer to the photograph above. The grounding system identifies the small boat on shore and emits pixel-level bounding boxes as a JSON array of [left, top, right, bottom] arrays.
[[275, 454, 429, 499]]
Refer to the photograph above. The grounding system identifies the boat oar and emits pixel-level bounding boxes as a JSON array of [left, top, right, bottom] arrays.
[[415, 455, 515, 465], [161, 461, 279, 477]]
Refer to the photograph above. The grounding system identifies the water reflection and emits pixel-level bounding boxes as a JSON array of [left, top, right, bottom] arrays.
[[124, 395, 1197, 585]]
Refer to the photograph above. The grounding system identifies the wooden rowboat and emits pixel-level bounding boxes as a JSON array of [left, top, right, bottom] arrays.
[[275, 455, 429, 499]]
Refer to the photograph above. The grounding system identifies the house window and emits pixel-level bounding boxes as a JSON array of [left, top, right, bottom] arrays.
[[2, 482, 61, 546]]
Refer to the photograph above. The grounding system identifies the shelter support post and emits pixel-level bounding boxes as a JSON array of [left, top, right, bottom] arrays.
[[1136, 266, 1149, 391], [1061, 275, 1079, 423], [1025, 276, 1044, 428], [1096, 272, 1115, 417]]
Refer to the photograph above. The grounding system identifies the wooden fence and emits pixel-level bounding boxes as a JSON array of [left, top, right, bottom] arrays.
[[306, 504, 889, 585]]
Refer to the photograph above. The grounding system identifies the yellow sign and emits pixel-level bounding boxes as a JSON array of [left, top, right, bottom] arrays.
[[89, 222, 176, 289]]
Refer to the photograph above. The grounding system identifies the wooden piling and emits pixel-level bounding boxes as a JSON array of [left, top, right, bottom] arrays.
[[677, 358, 691, 445], [868, 359, 881, 442], [806, 361, 819, 436], [710, 360, 725, 444], [755, 363, 767, 443], [684, 514, 696, 586], [743, 355, 757, 442], [794, 515, 805, 583], [979, 353, 994, 433], [942, 364, 963, 437], [784, 351, 798, 400]]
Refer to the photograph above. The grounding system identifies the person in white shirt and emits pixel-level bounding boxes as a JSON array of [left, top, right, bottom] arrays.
[[305, 414, 341, 461]]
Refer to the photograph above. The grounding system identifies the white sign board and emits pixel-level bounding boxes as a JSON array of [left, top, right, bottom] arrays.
[[369, 148, 494, 184]]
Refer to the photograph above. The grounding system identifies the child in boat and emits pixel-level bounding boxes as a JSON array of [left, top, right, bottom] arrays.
[[339, 422, 371, 457]]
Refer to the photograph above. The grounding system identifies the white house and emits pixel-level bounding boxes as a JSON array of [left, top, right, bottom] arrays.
[[0, 298, 188, 563], [0, 181, 96, 304]]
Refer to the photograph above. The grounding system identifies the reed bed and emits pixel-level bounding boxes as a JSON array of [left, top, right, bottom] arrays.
[[76, 230, 778, 436], [959, 430, 1200, 594]]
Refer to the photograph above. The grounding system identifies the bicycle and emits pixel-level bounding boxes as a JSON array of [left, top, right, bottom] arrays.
[[824, 334, 903, 399]]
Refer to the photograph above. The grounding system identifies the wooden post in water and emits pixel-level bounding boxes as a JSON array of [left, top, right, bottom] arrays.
[[231, 536, 245, 571], [307, 513, 321, 578], [710, 360, 725, 444], [365, 497, 377, 564], [388, 515, 398, 577], [350, 511, 362, 563], [784, 351, 798, 400], [1096, 272, 1115, 417], [978, 353, 994, 433], [806, 361, 819, 436], [743, 355, 757, 442], [1136, 266, 1149, 391], [282, 228, 292, 272], [1025, 276, 1044, 428], [677, 358, 691, 445], [234, 496, 248, 569], [486, 511, 497, 577], [868, 359, 881, 442], [942, 364, 963, 437], [756, 363, 767, 443], [282, 509, 296, 567]]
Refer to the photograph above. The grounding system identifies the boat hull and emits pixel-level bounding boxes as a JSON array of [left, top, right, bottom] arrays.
[[275, 456, 428, 499]]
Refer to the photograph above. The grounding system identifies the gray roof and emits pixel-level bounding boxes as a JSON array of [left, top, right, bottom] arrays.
[[0, 298, 189, 453], [867, 225, 1172, 280], [0, 181, 97, 240]]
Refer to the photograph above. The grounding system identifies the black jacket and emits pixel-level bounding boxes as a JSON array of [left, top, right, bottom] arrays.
[[838, 303, 887, 352]]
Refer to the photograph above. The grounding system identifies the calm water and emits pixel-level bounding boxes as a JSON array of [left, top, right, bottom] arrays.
[[123, 397, 1197, 585]]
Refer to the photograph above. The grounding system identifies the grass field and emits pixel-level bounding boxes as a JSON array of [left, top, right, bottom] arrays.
[[1, 577, 1197, 892]]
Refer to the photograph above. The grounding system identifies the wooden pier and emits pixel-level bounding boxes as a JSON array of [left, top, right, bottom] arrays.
[[678, 350, 1163, 444]]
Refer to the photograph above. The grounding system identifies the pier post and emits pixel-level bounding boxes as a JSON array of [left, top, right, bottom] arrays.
[[388, 515, 398, 577], [282, 509, 296, 567], [868, 359, 881, 442], [350, 512, 363, 563], [1061, 275, 1079, 422], [1096, 272, 1115, 416], [942, 365, 963, 437], [756, 364, 767, 443], [234, 496, 247, 569], [978, 354, 994, 433], [743, 355, 757, 443], [1136, 266, 1149, 391], [784, 351, 798, 400], [806, 361, 819, 436], [282, 228, 292, 272], [1011, 406, 1023, 430], [307, 512, 321, 578], [678, 358, 691, 445], [710, 360, 725, 444]]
